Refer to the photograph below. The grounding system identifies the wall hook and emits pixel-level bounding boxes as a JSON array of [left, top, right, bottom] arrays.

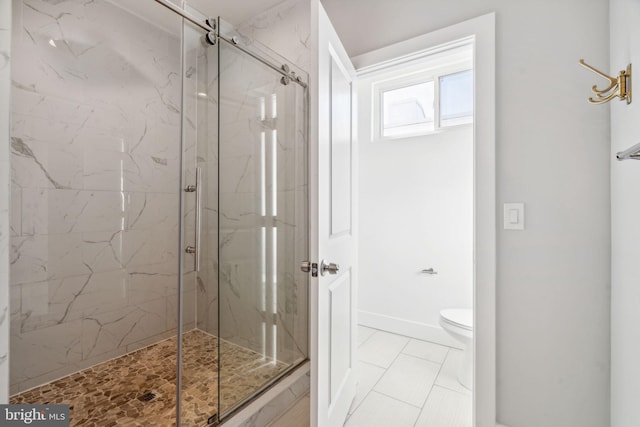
[[616, 142, 640, 161], [579, 59, 631, 105]]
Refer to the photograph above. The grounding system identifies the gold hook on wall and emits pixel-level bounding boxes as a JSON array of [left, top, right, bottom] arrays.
[[579, 59, 632, 105]]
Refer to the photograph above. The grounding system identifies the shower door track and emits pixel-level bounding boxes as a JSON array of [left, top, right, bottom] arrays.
[[153, 0, 308, 89], [216, 36, 309, 88]]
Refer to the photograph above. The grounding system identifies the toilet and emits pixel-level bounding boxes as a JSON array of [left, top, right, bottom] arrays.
[[439, 308, 473, 390]]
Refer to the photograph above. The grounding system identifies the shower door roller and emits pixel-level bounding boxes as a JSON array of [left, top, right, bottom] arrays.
[[320, 260, 340, 276]]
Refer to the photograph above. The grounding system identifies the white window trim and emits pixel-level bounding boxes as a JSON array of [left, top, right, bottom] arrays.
[[373, 59, 472, 141], [363, 43, 474, 142]]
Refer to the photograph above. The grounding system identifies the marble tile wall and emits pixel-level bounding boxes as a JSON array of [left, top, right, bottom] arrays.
[[9, 0, 187, 394], [235, 0, 312, 73], [1, 0, 12, 405]]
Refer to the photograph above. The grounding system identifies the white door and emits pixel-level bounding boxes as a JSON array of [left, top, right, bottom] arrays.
[[310, 3, 358, 427]]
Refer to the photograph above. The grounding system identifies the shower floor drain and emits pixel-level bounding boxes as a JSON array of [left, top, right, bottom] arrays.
[[137, 391, 157, 402]]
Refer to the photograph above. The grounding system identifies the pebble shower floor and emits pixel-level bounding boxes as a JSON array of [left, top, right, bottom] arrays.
[[10, 330, 288, 426]]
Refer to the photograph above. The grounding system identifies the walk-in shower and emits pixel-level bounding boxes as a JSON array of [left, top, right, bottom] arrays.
[[8, 0, 309, 425]]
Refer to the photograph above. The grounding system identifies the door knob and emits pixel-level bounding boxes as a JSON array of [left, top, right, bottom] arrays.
[[320, 260, 340, 276], [301, 261, 312, 273]]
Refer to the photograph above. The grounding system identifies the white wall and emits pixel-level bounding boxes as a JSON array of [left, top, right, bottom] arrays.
[[322, 1, 611, 427], [357, 61, 473, 345], [0, 0, 11, 404], [610, 0, 640, 425]]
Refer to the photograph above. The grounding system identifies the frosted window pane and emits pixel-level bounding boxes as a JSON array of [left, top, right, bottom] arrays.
[[440, 70, 473, 127], [382, 81, 434, 137]]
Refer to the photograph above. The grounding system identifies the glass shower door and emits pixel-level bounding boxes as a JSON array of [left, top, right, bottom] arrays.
[[178, 11, 308, 423], [216, 37, 308, 417]]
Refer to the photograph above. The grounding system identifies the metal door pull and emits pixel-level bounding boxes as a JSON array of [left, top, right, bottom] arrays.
[[184, 167, 202, 272], [422, 268, 437, 274]]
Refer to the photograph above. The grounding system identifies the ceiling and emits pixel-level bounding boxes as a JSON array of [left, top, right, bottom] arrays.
[[321, 0, 482, 58]]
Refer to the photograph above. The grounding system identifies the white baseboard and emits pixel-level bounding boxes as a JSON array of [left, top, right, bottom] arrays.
[[358, 310, 462, 349], [497, 424, 509, 427]]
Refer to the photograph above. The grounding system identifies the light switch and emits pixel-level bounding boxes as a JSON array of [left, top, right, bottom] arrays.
[[509, 209, 519, 224], [504, 203, 525, 230]]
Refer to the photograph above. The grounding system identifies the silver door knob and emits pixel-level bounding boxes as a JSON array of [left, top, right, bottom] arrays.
[[321, 260, 340, 276]]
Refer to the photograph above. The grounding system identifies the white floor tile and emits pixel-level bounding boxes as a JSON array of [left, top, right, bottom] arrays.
[[358, 330, 410, 368], [435, 349, 472, 395], [373, 353, 441, 407], [415, 386, 472, 427], [402, 339, 449, 364], [349, 361, 386, 415], [357, 325, 377, 346], [344, 391, 420, 427]]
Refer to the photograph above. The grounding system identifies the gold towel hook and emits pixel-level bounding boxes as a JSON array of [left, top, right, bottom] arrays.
[[579, 59, 632, 105]]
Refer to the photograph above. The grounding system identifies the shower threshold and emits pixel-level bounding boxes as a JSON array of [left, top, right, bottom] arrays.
[[10, 330, 289, 426]]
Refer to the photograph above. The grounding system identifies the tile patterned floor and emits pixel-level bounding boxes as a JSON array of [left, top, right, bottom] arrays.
[[10, 330, 288, 426], [346, 326, 472, 427], [273, 326, 472, 427]]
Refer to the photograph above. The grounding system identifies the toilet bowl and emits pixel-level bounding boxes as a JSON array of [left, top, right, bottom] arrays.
[[439, 308, 473, 390]]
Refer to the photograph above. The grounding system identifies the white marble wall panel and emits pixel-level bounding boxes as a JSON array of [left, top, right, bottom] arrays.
[[235, 0, 311, 73], [128, 262, 180, 303], [18, 269, 128, 332], [11, 233, 90, 285], [21, 189, 126, 235], [11, 319, 83, 388], [0, 0, 12, 404], [80, 298, 166, 360], [9, 0, 183, 393], [81, 231, 127, 273]]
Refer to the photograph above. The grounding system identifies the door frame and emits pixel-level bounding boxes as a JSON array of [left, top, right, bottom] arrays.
[[310, 12, 497, 427]]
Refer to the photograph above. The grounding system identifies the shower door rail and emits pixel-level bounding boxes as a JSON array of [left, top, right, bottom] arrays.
[[155, 0, 308, 88]]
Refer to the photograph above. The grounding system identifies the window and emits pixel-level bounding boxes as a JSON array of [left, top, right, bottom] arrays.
[[372, 64, 473, 140], [382, 81, 435, 137], [440, 70, 473, 127]]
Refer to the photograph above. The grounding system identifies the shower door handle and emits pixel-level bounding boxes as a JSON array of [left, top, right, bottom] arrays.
[[185, 168, 202, 272], [194, 167, 202, 272]]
